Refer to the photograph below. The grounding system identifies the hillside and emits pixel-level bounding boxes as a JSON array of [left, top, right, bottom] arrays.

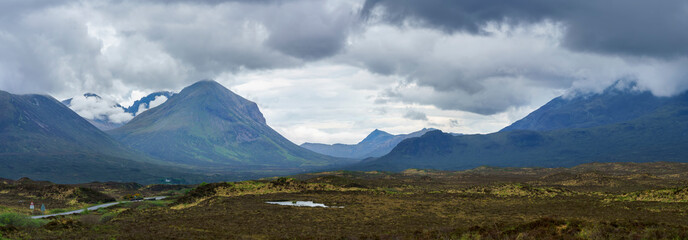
[[352, 91, 688, 171], [301, 128, 436, 159], [501, 82, 668, 132], [0, 90, 201, 184], [108, 80, 348, 171]]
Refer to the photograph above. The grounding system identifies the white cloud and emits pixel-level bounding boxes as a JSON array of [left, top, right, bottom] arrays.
[[67, 95, 133, 124], [134, 95, 168, 116], [148, 95, 168, 109], [135, 103, 148, 116]]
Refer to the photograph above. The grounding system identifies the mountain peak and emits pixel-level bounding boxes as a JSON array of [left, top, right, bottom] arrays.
[[359, 129, 393, 144], [184, 80, 224, 92], [107, 80, 343, 168], [371, 129, 388, 135], [169, 80, 266, 125]]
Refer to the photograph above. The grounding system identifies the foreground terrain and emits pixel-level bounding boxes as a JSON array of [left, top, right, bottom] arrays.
[[2, 162, 688, 239]]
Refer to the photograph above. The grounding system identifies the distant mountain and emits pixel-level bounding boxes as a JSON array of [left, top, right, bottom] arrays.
[[124, 91, 175, 115], [301, 128, 437, 159], [501, 81, 667, 132], [61, 93, 127, 131], [0, 90, 199, 184], [108, 80, 348, 170], [352, 90, 688, 171], [62, 92, 175, 131]]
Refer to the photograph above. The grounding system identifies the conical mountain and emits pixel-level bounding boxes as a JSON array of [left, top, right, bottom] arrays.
[[0, 90, 193, 184], [108, 80, 343, 170]]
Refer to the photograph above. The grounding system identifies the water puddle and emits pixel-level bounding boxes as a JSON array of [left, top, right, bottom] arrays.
[[265, 201, 344, 208]]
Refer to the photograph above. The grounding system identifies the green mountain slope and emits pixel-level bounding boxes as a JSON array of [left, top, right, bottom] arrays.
[[352, 92, 688, 171], [301, 128, 436, 159], [0, 90, 199, 184], [108, 80, 348, 170]]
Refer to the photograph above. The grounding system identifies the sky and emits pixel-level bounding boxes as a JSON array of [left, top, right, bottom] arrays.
[[1, 0, 687, 144]]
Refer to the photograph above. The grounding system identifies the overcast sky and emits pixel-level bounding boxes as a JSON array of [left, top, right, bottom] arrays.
[[1, 0, 687, 144]]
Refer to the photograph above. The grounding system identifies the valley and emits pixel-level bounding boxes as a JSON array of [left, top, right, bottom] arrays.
[[2, 162, 688, 239], [2, 1, 687, 238]]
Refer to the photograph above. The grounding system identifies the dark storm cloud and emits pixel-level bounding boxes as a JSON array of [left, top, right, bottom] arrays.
[[361, 0, 688, 58]]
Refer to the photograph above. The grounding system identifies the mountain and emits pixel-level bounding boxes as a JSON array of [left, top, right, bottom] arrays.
[[108, 80, 347, 170], [501, 81, 667, 132], [352, 90, 688, 171], [301, 128, 436, 159], [61, 93, 127, 131], [124, 91, 175, 115], [0, 90, 200, 184], [62, 92, 175, 131]]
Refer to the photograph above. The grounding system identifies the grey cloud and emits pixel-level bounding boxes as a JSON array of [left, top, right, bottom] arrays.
[[343, 18, 688, 115], [0, 2, 103, 95], [0, 0, 361, 97], [263, 0, 357, 60], [403, 109, 428, 121], [343, 23, 587, 115], [361, 0, 688, 58]]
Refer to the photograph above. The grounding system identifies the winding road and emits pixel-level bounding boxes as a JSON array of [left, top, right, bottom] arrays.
[[30, 196, 167, 219]]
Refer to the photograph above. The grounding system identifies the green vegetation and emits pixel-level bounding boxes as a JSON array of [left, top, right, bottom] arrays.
[[615, 187, 688, 202], [99, 212, 117, 223], [2, 162, 688, 239], [0, 213, 47, 228], [48, 209, 68, 214], [461, 183, 575, 197]]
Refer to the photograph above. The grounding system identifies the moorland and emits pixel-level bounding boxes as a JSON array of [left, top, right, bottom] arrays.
[[2, 162, 688, 239]]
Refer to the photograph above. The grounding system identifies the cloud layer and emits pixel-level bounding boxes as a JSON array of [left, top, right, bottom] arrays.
[[1, 0, 687, 143]]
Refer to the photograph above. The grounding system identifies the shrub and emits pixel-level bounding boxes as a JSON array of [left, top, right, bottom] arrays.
[[79, 214, 100, 225], [99, 212, 117, 223], [0, 213, 48, 228]]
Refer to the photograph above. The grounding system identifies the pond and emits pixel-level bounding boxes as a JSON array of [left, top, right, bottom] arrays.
[[265, 201, 343, 208]]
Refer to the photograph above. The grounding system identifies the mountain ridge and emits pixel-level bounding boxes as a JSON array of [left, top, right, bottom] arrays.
[[0, 90, 199, 184], [301, 128, 437, 159], [352, 90, 688, 171], [501, 81, 668, 132]]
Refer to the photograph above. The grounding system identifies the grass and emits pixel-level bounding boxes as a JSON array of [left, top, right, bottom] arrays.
[[99, 212, 117, 223], [614, 187, 688, 202], [48, 208, 69, 214], [0, 213, 48, 228]]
